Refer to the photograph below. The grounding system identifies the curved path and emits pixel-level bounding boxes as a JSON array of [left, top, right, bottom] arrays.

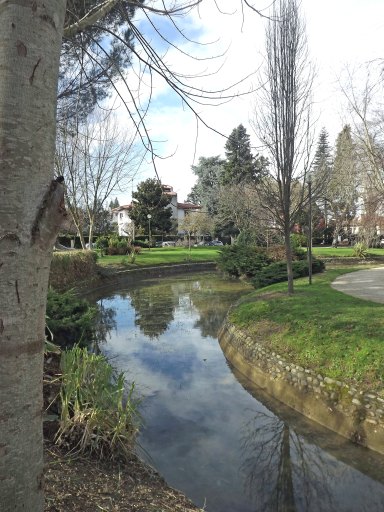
[[332, 266, 384, 303]]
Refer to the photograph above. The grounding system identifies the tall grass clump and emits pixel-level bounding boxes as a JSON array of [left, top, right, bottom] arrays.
[[353, 242, 368, 259], [56, 346, 141, 461], [50, 250, 98, 289]]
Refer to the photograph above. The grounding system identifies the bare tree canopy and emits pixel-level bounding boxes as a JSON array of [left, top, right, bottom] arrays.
[[56, 108, 142, 247], [251, 0, 314, 294]]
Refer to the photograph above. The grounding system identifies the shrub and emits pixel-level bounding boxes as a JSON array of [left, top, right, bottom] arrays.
[[132, 239, 149, 248], [266, 244, 306, 262], [94, 236, 109, 250], [50, 250, 98, 290], [56, 346, 141, 461], [252, 259, 325, 289], [217, 245, 272, 278], [290, 233, 307, 249], [46, 288, 98, 348], [353, 242, 368, 259]]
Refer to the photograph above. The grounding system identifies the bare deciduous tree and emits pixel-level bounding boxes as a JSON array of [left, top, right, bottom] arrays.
[[252, 0, 315, 294], [56, 109, 141, 247], [217, 183, 270, 244]]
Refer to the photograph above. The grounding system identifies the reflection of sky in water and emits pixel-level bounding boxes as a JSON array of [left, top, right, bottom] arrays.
[[97, 274, 384, 512]]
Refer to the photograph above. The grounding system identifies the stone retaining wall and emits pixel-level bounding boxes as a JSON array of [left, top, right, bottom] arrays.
[[77, 262, 218, 296], [219, 321, 384, 454]]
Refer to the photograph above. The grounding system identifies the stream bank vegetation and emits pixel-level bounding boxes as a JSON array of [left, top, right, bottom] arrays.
[[229, 266, 384, 392]]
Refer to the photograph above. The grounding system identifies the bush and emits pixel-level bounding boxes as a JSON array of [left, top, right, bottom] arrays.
[[252, 259, 325, 289], [56, 346, 141, 461], [50, 250, 98, 290], [132, 239, 149, 249], [94, 235, 109, 250], [290, 233, 307, 249], [217, 245, 272, 278], [353, 242, 368, 259], [266, 244, 306, 262], [46, 288, 98, 348]]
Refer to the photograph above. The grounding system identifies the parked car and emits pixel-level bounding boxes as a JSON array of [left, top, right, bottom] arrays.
[[162, 241, 176, 247], [206, 240, 223, 246]]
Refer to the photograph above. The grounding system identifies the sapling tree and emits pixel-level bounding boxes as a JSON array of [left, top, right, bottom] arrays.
[[252, 0, 315, 294]]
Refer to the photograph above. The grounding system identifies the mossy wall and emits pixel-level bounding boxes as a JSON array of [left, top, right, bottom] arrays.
[[219, 321, 384, 454]]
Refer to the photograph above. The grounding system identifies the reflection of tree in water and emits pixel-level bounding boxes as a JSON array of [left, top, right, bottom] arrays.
[[129, 283, 178, 339], [190, 278, 249, 338], [92, 300, 116, 352], [241, 411, 337, 512]]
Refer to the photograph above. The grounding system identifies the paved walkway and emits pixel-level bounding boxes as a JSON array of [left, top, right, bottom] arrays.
[[332, 267, 384, 304]]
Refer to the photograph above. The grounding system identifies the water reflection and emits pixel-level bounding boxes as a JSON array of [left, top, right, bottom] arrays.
[[129, 283, 178, 339], [91, 273, 384, 512]]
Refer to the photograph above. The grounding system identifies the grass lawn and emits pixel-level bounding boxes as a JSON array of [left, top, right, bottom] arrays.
[[97, 246, 222, 268], [229, 266, 384, 392], [312, 246, 384, 258]]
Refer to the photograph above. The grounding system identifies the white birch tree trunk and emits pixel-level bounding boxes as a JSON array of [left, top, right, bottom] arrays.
[[0, 2, 66, 510]]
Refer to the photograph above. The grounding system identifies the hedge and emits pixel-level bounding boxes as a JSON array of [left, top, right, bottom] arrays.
[[251, 259, 325, 289]]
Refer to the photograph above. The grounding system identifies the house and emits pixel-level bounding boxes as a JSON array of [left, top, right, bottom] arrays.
[[111, 204, 135, 237], [111, 185, 201, 237]]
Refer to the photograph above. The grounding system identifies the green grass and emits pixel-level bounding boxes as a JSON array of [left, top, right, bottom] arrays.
[[97, 246, 222, 268], [229, 266, 384, 392], [312, 246, 384, 258]]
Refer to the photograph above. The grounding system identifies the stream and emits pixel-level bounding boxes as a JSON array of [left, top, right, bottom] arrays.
[[91, 272, 384, 512]]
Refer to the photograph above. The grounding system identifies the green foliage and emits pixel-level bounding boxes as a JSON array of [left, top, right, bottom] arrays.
[[46, 289, 98, 348], [237, 230, 258, 247], [188, 156, 224, 215], [56, 346, 141, 461], [221, 124, 268, 185], [217, 245, 272, 277], [94, 235, 109, 250], [132, 239, 149, 248], [290, 233, 307, 249], [251, 259, 325, 289], [129, 178, 173, 234], [353, 242, 368, 259]]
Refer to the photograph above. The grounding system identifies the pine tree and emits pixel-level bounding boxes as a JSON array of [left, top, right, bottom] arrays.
[[312, 127, 332, 177], [326, 125, 358, 245], [221, 124, 268, 185]]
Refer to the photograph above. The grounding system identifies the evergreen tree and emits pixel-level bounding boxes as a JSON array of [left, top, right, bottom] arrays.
[[326, 125, 358, 245], [187, 156, 225, 215], [109, 197, 120, 209], [311, 127, 333, 237], [221, 124, 268, 185], [312, 127, 333, 177], [130, 178, 173, 234]]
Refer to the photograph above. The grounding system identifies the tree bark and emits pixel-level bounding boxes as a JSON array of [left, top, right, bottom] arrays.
[[0, 2, 66, 511]]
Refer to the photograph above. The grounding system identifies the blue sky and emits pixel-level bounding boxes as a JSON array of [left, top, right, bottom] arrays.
[[112, 0, 384, 205]]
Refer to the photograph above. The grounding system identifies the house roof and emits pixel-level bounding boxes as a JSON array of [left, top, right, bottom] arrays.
[[111, 204, 132, 212], [177, 202, 201, 210]]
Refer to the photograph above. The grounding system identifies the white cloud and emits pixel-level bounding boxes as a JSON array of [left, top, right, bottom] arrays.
[[114, 0, 384, 204]]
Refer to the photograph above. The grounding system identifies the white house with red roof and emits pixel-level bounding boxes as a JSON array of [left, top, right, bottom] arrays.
[[111, 185, 201, 237]]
